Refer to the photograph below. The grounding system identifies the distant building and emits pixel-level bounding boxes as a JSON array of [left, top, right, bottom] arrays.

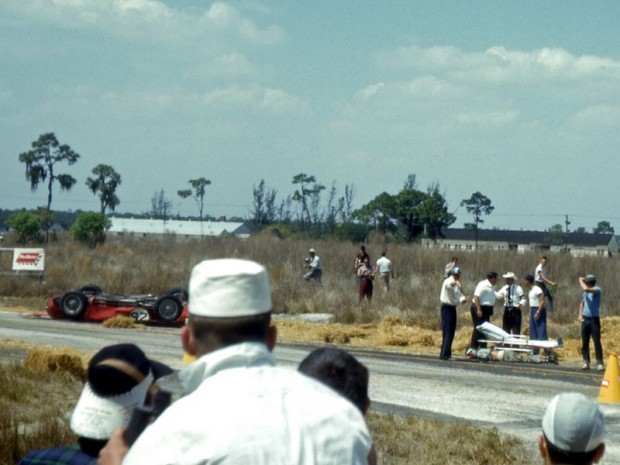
[[107, 217, 251, 239], [421, 229, 617, 257]]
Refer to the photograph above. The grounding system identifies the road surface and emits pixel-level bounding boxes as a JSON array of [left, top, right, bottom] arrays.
[[1, 311, 618, 463]]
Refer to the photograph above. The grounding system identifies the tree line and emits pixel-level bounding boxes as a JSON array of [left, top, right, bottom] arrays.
[[5, 132, 616, 246]]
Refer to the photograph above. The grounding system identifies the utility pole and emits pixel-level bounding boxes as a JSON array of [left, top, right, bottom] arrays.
[[564, 215, 571, 233]]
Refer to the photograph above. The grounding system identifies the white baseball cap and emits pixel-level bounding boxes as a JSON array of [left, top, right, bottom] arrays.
[[189, 259, 272, 317], [542, 393, 605, 453]]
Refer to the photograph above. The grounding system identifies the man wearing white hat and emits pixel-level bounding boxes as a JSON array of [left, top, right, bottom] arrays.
[[538, 392, 605, 464], [100, 258, 371, 465], [18, 343, 172, 465], [498, 272, 526, 335]]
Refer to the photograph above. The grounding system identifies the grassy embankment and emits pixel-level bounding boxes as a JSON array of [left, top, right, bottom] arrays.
[[2, 234, 619, 464]]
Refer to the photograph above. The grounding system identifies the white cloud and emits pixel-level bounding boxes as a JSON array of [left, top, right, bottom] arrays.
[[1, 0, 285, 45]]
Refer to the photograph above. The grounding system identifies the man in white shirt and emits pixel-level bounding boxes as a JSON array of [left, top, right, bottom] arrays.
[[534, 256, 556, 312], [375, 252, 394, 292], [304, 248, 323, 284], [439, 267, 468, 360], [100, 258, 371, 465], [469, 272, 500, 350]]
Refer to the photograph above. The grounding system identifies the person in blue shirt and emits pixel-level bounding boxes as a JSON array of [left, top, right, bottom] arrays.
[[578, 275, 604, 371]]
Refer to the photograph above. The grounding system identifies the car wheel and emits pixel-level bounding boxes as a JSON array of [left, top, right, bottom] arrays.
[[79, 285, 103, 296], [165, 287, 188, 302], [154, 296, 182, 322], [60, 292, 88, 319]]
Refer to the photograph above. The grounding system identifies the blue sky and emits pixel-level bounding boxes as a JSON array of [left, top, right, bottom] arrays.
[[1, 1, 619, 231]]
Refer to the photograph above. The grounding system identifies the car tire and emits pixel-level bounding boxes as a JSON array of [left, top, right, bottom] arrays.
[[60, 292, 88, 319], [154, 295, 183, 322], [79, 285, 103, 296], [165, 287, 188, 302]]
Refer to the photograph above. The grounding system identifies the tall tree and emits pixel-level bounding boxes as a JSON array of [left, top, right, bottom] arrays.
[[292, 173, 324, 232], [460, 191, 494, 249], [593, 221, 614, 234], [151, 189, 173, 221], [251, 179, 278, 225], [418, 183, 456, 239], [353, 192, 398, 235], [18, 132, 80, 241], [178, 177, 211, 222], [86, 164, 122, 214]]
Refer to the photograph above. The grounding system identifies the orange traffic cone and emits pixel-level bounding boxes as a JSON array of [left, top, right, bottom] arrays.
[[598, 353, 620, 403]]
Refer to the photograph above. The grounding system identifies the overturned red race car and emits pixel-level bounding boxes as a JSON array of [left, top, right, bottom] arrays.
[[46, 285, 188, 324]]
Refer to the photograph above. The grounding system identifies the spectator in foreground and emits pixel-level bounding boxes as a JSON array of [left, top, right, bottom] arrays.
[[18, 343, 172, 465], [99, 258, 371, 465], [299, 347, 377, 465], [538, 392, 605, 465]]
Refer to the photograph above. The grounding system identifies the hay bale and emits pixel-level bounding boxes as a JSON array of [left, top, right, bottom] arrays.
[[24, 347, 87, 380], [102, 315, 142, 329]]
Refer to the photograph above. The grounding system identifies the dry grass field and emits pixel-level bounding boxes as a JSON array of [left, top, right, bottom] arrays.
[[0, 344, 534, 465], [2, 234, 619, 464], [2, 233, 619, 362]]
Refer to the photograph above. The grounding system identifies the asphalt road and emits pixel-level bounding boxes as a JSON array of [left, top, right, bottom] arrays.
[[1, 311, 619, 463]]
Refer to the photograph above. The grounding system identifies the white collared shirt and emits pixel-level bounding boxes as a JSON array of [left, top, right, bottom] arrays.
[[473, 279, 500, 306], [124, 342, 371, 465], [440, 276, 466, 305]]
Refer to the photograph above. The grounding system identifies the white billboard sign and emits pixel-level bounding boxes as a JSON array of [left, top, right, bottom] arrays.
[[12, 248, 45, 272]]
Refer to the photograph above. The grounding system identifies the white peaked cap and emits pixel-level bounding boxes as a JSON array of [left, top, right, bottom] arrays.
[[189, 259, 272, 317]]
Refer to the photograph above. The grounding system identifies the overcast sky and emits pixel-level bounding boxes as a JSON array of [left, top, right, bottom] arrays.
[[1, 1, 619, 231]]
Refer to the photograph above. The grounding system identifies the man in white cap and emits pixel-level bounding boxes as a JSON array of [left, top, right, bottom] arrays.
[[498, 272, 526, 335], [18, 343, 172, 465], [538, 392, 605, 464], [304, 247, 322, 284], [100, 258, 370, 465]]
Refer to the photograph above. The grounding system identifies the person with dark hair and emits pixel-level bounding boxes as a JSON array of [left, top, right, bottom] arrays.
[[534, 256, 556, 312], [578, 275, 604, 371], [469, 271, 500, 350], [18, 344, 172, 465], [299, 348, 376, 465], [357, 256, 375, 303], [354, 245, 370, 273], [524, 274, 548, 355], [299, 347, 369, 414], [100, 258, 371, 465], [538, 392, 605, 465], [444, 256, 458, 279]]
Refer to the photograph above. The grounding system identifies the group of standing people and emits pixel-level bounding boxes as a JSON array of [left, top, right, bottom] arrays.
[[439, 255, 604, 370], [303, 245, 395, 304]]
